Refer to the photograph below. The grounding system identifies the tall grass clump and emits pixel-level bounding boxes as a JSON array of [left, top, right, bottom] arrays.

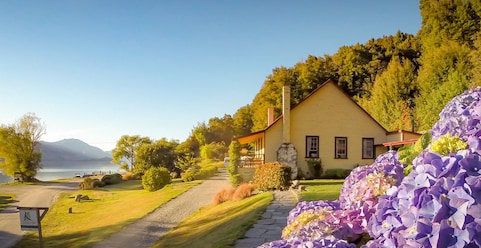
[[212, 183, 256, 205]]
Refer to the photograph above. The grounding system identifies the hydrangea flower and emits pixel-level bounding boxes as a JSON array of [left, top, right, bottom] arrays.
[[366, 87, 481, 247], [258, 236, 357, 248], [431, 87, 481, 142], [282, 207, 334, 238], [259, 87, 481, 248], [366, 149, 481, 247], [265, 151, 404, 247], [339, 151, 403, 210]]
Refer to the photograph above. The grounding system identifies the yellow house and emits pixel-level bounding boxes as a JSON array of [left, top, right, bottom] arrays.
[[234, 79, 421, 179]]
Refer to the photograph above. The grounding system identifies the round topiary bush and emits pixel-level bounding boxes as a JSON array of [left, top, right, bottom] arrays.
[[101, 173, 122, 185], [181, 169, 198, 182], [142, 167, 172, 191], [80, 177, 94, 190]]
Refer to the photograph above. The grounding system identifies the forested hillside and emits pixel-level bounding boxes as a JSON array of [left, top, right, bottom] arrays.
[[181, 0, 481, 159]]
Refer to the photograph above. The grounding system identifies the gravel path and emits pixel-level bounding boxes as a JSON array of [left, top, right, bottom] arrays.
[[0, 182, 78, 248], [92, 169, 230, 248]]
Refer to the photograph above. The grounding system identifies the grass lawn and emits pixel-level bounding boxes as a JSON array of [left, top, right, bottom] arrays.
[[13, 180, 201, 248], [0, 193, 15, 211], [153, 192, 273, 248], [299, 179, 344, 201]]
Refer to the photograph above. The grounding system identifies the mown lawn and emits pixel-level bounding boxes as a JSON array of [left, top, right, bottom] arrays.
[[299, 179, 344, 201], [153, 192, 273, 248], [13, 180, 201, 248]]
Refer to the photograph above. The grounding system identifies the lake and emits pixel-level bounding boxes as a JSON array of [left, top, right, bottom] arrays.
[[0, 160, 123, 183]]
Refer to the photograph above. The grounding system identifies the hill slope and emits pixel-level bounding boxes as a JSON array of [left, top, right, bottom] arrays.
[[40, 139, 112, 161]]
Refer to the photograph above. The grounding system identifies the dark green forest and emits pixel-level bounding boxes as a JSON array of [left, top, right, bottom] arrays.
[[182, 0, 481, 159]]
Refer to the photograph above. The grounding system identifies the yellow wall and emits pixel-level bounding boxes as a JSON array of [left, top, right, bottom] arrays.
[[264, 119, 283, 162], [403, 131, 421, 140], [263, 81, 388, 175], [386, 130, 422, 142]]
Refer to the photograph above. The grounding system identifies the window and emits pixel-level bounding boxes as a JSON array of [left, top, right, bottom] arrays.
[[306, 136, 319, 158], [335, 137, 347, 158], [362, 138, 375, 159]]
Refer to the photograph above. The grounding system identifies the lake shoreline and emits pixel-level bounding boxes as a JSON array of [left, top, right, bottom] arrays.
[[0, 160, 122, 184]]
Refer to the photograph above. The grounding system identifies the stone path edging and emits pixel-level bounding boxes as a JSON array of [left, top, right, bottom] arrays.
[[234, 189, 298, 248]]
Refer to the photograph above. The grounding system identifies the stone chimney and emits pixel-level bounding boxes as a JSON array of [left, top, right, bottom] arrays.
[[267, 107, 275, 127], [282, 85, 291, 143]]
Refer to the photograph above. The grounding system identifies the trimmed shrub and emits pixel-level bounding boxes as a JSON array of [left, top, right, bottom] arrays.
[[321, 168, 352, 179], [232, 183, 255, 201], [79, 177, 94, 190], [101, 173, 123, 185], [142, 167, 171, 191], [252, 162, 291, 191], [181, 169, 198, 182], [197, 164, 217, 179], [181, 164, 218, 182], [212, 186, 236, 205], [122, 172, 142, 180], [92, 179, 106, 188]]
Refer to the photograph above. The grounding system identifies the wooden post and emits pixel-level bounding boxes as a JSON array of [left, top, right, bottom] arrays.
[[37, 209, 43, 248], [18, 207, 49, 248]]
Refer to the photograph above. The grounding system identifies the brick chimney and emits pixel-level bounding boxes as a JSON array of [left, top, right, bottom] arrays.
[[267, 107, 275, 127], [282, 85, 290, 143]]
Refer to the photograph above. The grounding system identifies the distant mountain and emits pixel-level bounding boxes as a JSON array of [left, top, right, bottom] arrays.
[[40, 139, 112, 161]]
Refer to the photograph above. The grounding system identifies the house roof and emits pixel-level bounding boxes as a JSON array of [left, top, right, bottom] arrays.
[[383, 138, 418, 147], [386, 129, 422, 135], [233, 79, 389, 142], [234, 130, 264, 143]]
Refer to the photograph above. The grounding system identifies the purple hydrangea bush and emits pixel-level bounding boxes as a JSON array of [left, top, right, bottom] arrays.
[[262, 151, 404, 247], [366, 87, 481, 247], [259, 87, 481, 248]]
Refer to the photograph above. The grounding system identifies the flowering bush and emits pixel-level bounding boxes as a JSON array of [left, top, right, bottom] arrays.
[[262, 151, 404, 247], [259, 87, 481, 248]]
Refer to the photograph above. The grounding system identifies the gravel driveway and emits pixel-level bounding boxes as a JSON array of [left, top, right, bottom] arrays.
[[0, 182, 78, 248], [0, 170, 230, 248], [92, 169, 230, 248]]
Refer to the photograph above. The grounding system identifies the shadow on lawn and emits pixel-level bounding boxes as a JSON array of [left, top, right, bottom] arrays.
[[12, 220, 134, 248], [300, 180, 344, 187]]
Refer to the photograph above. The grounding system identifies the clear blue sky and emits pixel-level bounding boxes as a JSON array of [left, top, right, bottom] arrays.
[[0, 1, 421, 151]]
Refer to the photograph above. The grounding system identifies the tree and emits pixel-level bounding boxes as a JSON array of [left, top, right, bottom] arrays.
[[232, 105, 254, 136], [111, 135, 151, 171], [358, 56, 418, 131], [176, 134, 200, 157], [200, 142, 227, 160], [176, 151, 200, 172], [0, 113, 46, 181], [135, 138, 179, 173], [207, 114, 235, 145], [470, 31, 481, 86]]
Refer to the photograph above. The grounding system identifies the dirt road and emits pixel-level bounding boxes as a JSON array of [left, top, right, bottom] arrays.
[[0, 182, 78, 248]]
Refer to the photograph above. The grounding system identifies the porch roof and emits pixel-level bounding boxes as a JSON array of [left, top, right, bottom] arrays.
[[382, 138, 418, 147], [233, 130, 265, 144]]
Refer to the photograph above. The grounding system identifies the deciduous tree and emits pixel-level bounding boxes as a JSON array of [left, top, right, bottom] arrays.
[[111, 135, 151, 171], [135, 138, 178, 173], [358, 57, 417, 131], [0, 113, 46, 181]]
